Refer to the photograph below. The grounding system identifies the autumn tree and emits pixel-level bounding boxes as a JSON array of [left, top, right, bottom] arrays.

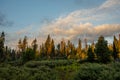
[[45, 35, 51, 58], [66, 40, 71, 58], [76, 39, 82, 59], [113, 35, 120, 60], [18, 36, 28, 52]]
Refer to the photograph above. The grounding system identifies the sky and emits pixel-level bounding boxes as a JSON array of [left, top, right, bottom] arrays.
[[0, 0, 120, 48]]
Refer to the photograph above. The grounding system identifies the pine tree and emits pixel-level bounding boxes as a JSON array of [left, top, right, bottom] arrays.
[[70, 43, 76, 59], [11, 49, 16, 61], [66, 40, 71, 57], [113, 35, 120, 60], [113, 35, 118, 60], [84, 38, 88, 51], [76, 39, 82, 59], [40, 43, 46, 59], [95, 36, 111, 63], [45, 35, 51, 58], [18, 36, 28, 52], [56, 43, 60, 57], [22, 36, 27, 51], [60, 40, 66, 58], [0, 31, 5, 62], [87, 45, 96, 62], [22, 47, 35, 62], [18, 39, 22, 51], [50, 39, 55, 58], [31, 38, 38, 53]]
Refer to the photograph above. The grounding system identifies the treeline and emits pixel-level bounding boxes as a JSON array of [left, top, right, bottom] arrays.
[[0, 31, 120, 63]]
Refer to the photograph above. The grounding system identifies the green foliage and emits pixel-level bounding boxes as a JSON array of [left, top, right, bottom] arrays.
[[1, 31, 120, 63], [113, 35, 120, 60], [0, 31, 5, 62], [1, 32, 120, 80], [24, 60, 73, 68], [87, 46, 96, 62], [0, 60, 120, 80], [74, 63, 120, 80], [0, 63, 58, 80], [31, 38, 38, 53], [21, 48, 35, 62], [95, 36, 111, 63]]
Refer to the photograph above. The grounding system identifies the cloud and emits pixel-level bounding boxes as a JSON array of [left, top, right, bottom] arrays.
[[5, 0, 120, 48], [0, 12, 13, 27], [16, 25, 34, 35], [39, 0, 120, 43], [72, 0, 120, 22], [41, 22, 120, 43], [100, 0, 120, 9]]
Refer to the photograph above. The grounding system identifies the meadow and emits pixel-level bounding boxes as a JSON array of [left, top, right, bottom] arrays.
[[0, 60, 120, 80]]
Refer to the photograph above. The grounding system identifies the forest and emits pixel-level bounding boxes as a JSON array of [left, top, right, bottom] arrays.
[[0, 31, 120, 80]]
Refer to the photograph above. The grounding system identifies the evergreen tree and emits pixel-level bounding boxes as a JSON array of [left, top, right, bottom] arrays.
[[66, 40, 71, 57], [84, 38, 88, 51], [60, 40, 66, 58], [18, 39, 22, 52], [18, 36, 28, 52], [22, 47, 35, 62], [95, 36, 111, 63], [31, 38, 38, 53], [50, 39, 55, 58], [76, 39, 82, 59], [0, 31, 5, 62], [70, 43, 76, 59], [22, 36, 27, 51], [45, 35, 51, 58], [11, 49, 16, 61], [113, 35, 118, 60], [87, 45, 96, 62], [113, 35, 120, 60], [56, 43, 61, 57], [40, 43, 46, 59]]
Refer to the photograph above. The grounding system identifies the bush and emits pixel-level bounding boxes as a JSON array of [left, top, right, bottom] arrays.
[[74, 63, 120, 80], [0, 63, 58, 80], [24, 60, 73, 68], [0, 61, 120, 80]]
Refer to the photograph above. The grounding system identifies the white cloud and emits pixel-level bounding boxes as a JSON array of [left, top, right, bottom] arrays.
[[100, 0, 120, 9], [5, 0, 120, 48], [41, 22, 120, 43], [38, 0, 120, 43]]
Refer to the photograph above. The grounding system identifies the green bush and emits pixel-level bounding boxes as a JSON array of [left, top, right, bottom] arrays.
[[24, 60, 73, 68], [0, 64, 58, 80], [74, 63, 120, 80], [0, 61, 120, 80]]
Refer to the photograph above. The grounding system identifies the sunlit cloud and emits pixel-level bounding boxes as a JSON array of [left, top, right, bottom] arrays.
[[5, 0, 120, 48]]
